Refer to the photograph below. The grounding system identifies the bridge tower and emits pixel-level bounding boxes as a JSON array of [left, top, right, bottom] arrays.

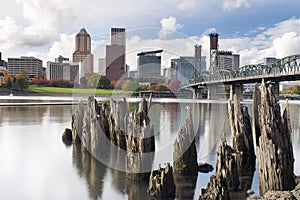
[[209, 33, 219, 77]]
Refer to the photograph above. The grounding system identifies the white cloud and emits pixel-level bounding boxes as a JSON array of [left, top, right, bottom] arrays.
[[209, 17, 300, 66], [203, 28, 217, 35], [222, 0, 250, 11], [47, 34, 75, 61], [0, 0, 299, 73], [177, 0, 197, 10], [158, 16, 184, 39]]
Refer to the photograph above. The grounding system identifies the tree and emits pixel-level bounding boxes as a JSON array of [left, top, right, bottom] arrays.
[[97, 76, 111, 89], [88, 74, 100, 88], [16, 71, 27, 79], [80, 77, 88, 88], [6, 78, 12, 89], [15, 77, 28, 91], [122, 80, 139, 91], [155, 84, 169, 91]]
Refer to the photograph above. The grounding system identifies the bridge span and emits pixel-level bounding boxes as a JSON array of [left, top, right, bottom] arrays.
[[183, 54, 300, 100]]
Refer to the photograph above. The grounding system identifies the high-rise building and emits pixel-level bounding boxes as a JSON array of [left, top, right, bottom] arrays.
[[111, 28, 126, 45], [73, 28, 94, 78], [106, 28, 126, 81], [8, 56, 43, 80], [137, 50, 163, 79], [218, 50, 240, 71], [98, 58, 106, 76], [47, 56, 79, 82], [172, 56, 206, 85]]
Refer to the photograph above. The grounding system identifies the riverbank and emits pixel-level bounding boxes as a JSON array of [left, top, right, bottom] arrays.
[[0, 89, 72, 96]]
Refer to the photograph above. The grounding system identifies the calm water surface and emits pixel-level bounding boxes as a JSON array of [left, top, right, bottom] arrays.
[[0, 99, 299, 200]]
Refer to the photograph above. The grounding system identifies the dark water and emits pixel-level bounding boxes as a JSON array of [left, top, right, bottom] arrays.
[[0, 100, 299, 199]]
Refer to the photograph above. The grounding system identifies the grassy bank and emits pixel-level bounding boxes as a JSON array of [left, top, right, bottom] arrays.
[[26, 85, 137, 96]]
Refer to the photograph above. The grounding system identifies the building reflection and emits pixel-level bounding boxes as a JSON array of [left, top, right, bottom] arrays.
[[0, 106, 47, 126]]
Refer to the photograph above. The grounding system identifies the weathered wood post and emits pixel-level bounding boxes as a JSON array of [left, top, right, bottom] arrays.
[[253, 81, 295, 195], [173, 106, 198, 175], [125, 98, 155, 180], [228, 94, 256, 175], [147, 163, 176, 198]]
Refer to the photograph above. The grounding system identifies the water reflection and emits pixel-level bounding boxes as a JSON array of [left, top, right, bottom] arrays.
[[72, 143, 107, 200], [0, 105, 73, 126], [0, 101, 299, 199], [174, 173, 198, 200]]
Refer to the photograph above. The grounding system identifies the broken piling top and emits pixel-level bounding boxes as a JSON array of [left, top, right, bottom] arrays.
[[252, 80, 295, 194], [173, 105, 198, 175]]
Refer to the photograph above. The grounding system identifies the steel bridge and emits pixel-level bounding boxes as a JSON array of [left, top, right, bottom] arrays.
[[183, 54, 300, 99]]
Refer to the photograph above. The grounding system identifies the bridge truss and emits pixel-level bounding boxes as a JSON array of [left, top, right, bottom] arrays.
[[189, 54, 300, 83]]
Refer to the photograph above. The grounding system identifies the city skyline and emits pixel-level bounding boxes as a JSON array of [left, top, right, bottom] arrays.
[[0, 0, 300, 71]]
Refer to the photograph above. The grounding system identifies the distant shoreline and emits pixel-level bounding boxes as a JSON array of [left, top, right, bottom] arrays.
[[0, 89, 72, 97]]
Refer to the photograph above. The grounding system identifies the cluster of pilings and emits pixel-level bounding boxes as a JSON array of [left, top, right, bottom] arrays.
[[199, 80, 296, 199], [64, 79, 297, 199], [66, 96, 201, 199], [69, 96, 155, 180]]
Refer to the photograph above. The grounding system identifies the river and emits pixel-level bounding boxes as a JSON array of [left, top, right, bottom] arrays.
[[0, 97, 299, 199]]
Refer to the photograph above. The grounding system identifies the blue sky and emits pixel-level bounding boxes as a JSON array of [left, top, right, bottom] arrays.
[[0, 0, 300, 70]]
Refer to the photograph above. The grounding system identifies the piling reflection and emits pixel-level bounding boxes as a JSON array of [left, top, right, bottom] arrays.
[[174, 173, 198, 200], [72, 143, 107, 200]]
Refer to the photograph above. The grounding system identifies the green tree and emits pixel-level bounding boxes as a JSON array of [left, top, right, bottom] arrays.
[[6, 78, 12, 89], [122, 80, 139, 91], [97, 76, 111, 89], [15, 77, 28, 91], [80, 77, 88, 88], [88, 74, 101, 88]]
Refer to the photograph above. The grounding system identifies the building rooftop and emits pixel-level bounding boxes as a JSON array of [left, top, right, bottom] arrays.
[[137, 50, 163, 56], [78, 28, 89, 35]]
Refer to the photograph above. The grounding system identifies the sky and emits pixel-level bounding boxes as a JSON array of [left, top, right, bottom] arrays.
[[1, 0, 300, 72]]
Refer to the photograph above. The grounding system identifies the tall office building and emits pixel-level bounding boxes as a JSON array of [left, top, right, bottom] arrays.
[[8, 56, 43, 80], [106, 28, 126, 81], [47, 56, 79, 82], [173, 55, 206, 85], [137, 50, 163, 79], [73, 28, 94, 78], [111, 28, 126, 45], [218, 50, 240, 71]]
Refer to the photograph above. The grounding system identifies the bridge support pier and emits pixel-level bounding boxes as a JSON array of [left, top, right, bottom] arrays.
[[230, 84, 243, 101], [207, 86, 218, 100], [189, 88, 204, 99]]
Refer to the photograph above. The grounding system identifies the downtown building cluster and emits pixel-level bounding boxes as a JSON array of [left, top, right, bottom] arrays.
[[1, 27, 272, 87]]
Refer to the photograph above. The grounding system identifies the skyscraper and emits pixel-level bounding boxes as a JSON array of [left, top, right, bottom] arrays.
[[106, 28, 126, 81], [73, 28, 94, 78]]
